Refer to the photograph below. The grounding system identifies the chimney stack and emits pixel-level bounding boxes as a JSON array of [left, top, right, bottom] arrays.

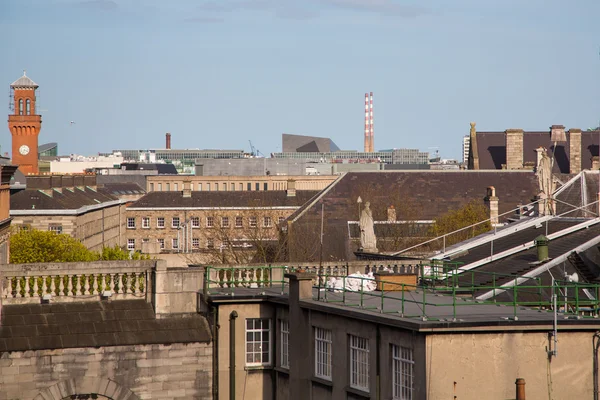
[[166, 132, 171, 150], [484, 186, 499, 225], [364, 93, 369, 153], [569, 128, 582, 174], [369, 92, 374, 153], [505, 128, 524, 170]]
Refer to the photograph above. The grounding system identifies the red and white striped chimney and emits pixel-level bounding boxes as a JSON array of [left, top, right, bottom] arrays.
[[364, 93, 369, 152], [369, 92, 374, 152], [166, 132, 171, 149]]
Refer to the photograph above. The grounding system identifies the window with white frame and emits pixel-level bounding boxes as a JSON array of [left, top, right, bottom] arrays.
[[127, 217, 136, 229], [315, 327, 332, 380], [157, 217, 165, 228], [222, 217, 230, 228], [206, 216, 214, 228], [172, 217, 180, 229], [157, 238, 165, 249], [392, 345, 414, 400], [246, 318, 271, 366], [249, 216, 257, 228], [142, 217, 150, 229], [263, 216, 272, 228], [127, 239, 135, 250], [349, 335, 370, 392], [172, 238, 179, 249], [48, 224, 63, 234], [280, 320, 289, 369], [191, 217, 200, 228], [174, 183, 178, 191], [235, 216, 243, 228], [192, 238, 199, 248]]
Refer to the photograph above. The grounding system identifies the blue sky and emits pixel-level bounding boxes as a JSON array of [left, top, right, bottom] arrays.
[[2, 0, 600, 159]]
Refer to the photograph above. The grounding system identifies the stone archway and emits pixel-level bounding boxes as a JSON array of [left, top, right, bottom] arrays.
[[34, 378, 140, 400]]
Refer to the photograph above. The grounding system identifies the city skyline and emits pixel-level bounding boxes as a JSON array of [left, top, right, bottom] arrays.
[[2, 0, 600, 160]]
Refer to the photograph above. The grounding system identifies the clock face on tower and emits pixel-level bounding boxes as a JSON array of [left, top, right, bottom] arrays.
[[19, 145, 30, 155]]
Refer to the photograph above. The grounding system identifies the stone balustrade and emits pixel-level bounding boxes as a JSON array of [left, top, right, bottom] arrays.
[[1, 260, 155, 305]]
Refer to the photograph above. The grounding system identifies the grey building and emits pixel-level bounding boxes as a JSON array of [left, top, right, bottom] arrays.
[[282, 133, 340, 153]]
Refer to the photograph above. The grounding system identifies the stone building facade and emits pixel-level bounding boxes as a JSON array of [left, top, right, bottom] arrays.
[[125, 187, 318, 262], [10, 175, 126, 252], [0, 162, 18, 263]]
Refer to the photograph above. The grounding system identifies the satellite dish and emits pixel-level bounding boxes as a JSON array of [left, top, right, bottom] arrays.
[[566, 272, 579, 283]]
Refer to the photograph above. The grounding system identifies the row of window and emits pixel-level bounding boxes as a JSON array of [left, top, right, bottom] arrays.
[[150, 182, 271, 192], [17, 99, 33, 115], [127, 216, 284, 229], [127, 237, 238, 250], [248, 318, 414, 399]]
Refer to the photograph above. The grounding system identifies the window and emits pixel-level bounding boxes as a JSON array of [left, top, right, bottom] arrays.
[[255, 183, 260, 191], [239, 183, 243, 191], [246, 319, 271, 366], [190, 183, 194, 191], [174, 183, 178, 191], [280, 320, 289, 369], [207, 238, 214, 249], [263, 216, 272, 228], [26, 99, 31, 115], [158, 238, 165, 249], [247, 182, 252, 191], [235, 216, 243, 228], [231, 183, 235, 191], [198, 183, 202, 191], [191, 217, 200, 228], [48, 224, 63, 234], [249, 217, 257, 228], [207, 183, 211, 191], [157, 217, 165, 228], [172, 238, 179, 249], [278, 216, 285, 225], [18, 99, 23, 115], [158, 183, 162, 191], [215, 183, 219, 191], [192, 238, 199, 248], [150, 183, 154, 192], [166, 183, 170, 191], [142, 217, 150, 229], [172, 217, 180, 228], [392, 346, 414, 400], [206, 216, 214, 228], [127, 217, 136, 229], [221, 217, 229, 228], [127, 239, 135, 250], [349, 335, 370, 392], [315, 328, 332, 380], [264, 182, 268, 191]]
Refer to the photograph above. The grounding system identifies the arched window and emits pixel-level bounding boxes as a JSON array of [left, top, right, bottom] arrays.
[[18, 99, 23, 115], [26, 99, 31, 115]]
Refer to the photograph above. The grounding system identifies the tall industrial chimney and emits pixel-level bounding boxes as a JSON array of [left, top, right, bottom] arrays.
[[166, 132, 171, 149], [369, 92, 374, 152], [364, 93, 369, 153]]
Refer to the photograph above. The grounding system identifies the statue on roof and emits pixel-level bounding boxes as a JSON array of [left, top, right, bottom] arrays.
[[536, 148, 555, 215], [359, 201, 378, 252]]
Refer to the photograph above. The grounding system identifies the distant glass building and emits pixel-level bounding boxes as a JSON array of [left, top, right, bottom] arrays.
[[100, 149, 246, 162], [38, 142, 58, 157], [272, 149, 429, 165]]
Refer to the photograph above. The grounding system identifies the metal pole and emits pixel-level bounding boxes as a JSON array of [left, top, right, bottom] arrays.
[[229, 311, 238, 400], [319, 202, 324, 268]]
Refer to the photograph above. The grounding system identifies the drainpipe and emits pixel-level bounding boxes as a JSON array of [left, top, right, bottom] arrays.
[[376, 324, 381, 400], [515, 378, 526, 400], [230, 310, 238, 400]]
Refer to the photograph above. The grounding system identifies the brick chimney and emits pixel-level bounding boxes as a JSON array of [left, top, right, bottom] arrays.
[[387, 205, 396, 222], [569, 128, 582, 174], [287, 179, 296, 197], [166, 132, 171, 150], [484, 186, 499, 225], [183, 179, 192, 198], [505, 129, 524, 170]]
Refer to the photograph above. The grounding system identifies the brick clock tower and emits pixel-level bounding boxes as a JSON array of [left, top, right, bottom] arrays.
[[8, 71, 41, 175]]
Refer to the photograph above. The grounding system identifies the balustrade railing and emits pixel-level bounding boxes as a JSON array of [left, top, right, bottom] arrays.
[[1, 261, 154, 304]]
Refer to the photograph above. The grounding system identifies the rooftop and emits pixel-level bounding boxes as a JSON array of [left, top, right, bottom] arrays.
[[10, 71, 38, 89]]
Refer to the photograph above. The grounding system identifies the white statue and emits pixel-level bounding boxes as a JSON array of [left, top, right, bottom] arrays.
[[359, 201, 378, 252], [536, 148, 555, 215]]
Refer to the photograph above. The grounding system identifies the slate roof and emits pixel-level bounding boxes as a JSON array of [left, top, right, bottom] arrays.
[[10, 72, 38, 88], [100, 182, 146, 196], [121, 163, 178, 174], [474, 130, 600, 171], [129, 190, 321, 209], [96, 174, 148, 190], [10, 186, 119, 211], [285, 171, 540, 261], [0, 300, 211, 352]]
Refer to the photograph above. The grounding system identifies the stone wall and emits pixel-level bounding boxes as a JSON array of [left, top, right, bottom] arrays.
[[569, 128, 582, 174], [0, 343, 212, 400]]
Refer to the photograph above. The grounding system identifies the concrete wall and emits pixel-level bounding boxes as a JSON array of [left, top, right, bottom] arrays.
[[154, 264, 205, 316], [215, 302, 276, 400], [426, 331, 594, 400], [0, 343, 212, 400]]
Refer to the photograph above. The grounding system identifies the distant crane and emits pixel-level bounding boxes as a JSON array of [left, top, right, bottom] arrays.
[[248, 140, 263, 157]]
